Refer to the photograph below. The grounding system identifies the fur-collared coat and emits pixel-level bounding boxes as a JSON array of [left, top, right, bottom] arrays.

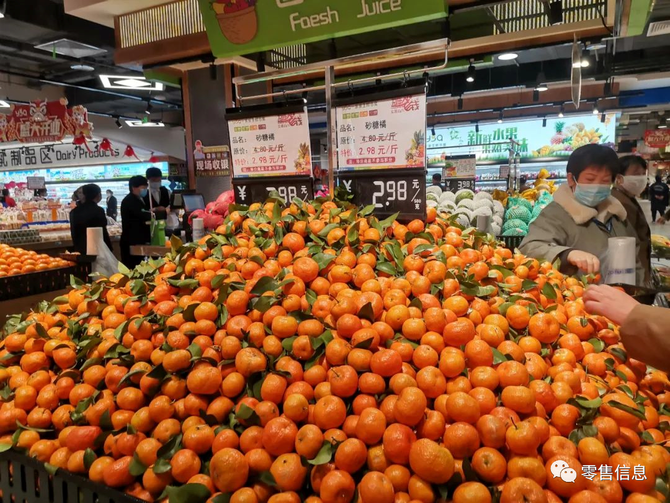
[[520, 184, 644, 285]]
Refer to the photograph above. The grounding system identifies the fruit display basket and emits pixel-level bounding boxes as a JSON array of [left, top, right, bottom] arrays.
[[0, 262, 89, 302], [0, 447, 142, 503]]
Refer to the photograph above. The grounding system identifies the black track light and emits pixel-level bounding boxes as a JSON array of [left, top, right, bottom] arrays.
[[475, 122, 479, 133], [210, 63, 218, 81], [498, 111, 504, 124], [466, 63, 475, 83], [145, 101, 153, 115], [457, 97, 463, 110], [548, 1, 563, 25], [558, 104, 565, 118], [600, 112, 606, 123], [533, 90, 540, 102], [431, 125, 436, 137], [542, 117, 547, 128], [535, 71, 548, 92], [604, 78, 612, 96], [115, 117, 123, 129]]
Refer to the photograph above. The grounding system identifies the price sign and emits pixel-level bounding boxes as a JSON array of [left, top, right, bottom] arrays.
[[233, 176, 313, 206], [444, 178, 476, 192], [27, 176, 46, 190], [227, 104, 312, 178], [337, 168, 426, 221], [499, 165, 510, 179], [336, 88, 427, 171], [443, 155, 476, 178]]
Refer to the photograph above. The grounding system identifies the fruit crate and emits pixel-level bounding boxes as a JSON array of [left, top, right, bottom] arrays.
[[498, 235, 525, 250], [0, 448, 142, 503], [0, 263, 90, 302]]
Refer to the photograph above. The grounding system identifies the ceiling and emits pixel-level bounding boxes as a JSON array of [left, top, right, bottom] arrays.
[[63, 0, 175, 28], [0, 0, 183, 123]]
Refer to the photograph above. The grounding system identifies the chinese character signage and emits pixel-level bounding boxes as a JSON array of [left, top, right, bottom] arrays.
[[644, 129, 670, 148], [336, 91, 427, 171], [0, 162, 168, 185], [26, 176, 45, 190], [0, 99, 93, 145], [443, 155, 476, 179], [198, 0, 446, 59], [427, 114, 616, 161], [228, 108, 311, 178], [194, 142, 231, 177], [0, 142, 158, 170]]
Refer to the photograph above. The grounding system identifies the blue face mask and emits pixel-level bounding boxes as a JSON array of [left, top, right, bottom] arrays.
[[574, 183, 611, 207], [139, 189, 148, 198]]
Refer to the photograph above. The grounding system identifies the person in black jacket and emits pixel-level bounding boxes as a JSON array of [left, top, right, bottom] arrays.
[[106, 190, 118, 220], [649, 174, 669, 221], [69, 184, 112, 255], [121, 176, 151, 269], [144, 167, 170, 220]]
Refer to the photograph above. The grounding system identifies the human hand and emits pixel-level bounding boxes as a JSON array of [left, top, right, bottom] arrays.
[[583, 284, 639, 326], [567, 250, 600, 274]]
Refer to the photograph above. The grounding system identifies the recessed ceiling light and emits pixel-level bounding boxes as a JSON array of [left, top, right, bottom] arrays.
[[71, 64, 95, 72], [99, 75, 165, 91], [0, 100, 9, 108], [125, 120, 165, 128], [498, 53, 518, 61]]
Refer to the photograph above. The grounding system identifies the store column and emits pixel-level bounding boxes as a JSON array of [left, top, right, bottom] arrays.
[[183, 65, 233, 203]]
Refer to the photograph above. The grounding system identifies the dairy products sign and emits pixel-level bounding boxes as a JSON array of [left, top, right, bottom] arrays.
[[336, 92, 426, 171], [228, 109, 312, 178]]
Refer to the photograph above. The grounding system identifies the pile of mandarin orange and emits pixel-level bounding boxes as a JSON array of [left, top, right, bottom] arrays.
[[0, 199, 668, 503], [0, 243, 72, 276]]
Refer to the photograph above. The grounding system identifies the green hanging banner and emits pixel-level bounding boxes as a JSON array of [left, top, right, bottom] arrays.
[[197, 0, 447, 59]]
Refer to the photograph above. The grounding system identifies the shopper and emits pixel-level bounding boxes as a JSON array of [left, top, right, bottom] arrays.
[[106, 189, 118, 220], [69, 184, 112, 255], [2, 189, 15, 208], [612, 155, 651, 285], [649, 174, 669, 221], [584, 285, 669, 373], [72, 187, 84, 207], [144, 167, 170, 220], [34, 188, 48, 200], [121, 176, 151, 269], [431, 173, 443, 191], [520, 144, 643, 283]]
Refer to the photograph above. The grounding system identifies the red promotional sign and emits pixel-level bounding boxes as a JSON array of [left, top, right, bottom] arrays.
[[644, 129, 670, 148], [0, 99, 93, 144]]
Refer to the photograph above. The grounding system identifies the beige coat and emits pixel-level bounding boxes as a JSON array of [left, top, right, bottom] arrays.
[[621, 304, 670, 373], [520, 184, 644, 284]]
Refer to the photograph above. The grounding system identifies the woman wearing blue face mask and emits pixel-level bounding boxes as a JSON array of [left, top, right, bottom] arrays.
[[521, 144, 643, 284], [120, 175, 152, 269]]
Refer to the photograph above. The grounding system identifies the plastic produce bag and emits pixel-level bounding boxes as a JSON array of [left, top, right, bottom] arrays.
[[86, 227, 120, 278]]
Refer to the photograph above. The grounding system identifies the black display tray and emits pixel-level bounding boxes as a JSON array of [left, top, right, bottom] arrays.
[[0, 263, 91, 302], [0, 448, 142, 503]]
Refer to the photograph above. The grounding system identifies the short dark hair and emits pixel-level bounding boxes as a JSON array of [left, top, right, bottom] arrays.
[[129, 176, 148, 190], [567, 144, 619, 181], [146, 167, 162, 179], [617, 155, 648, 176], [82, 184, 101, 202], [106, 189, 113, 195], [432, 173, 441, 182], [2, 189, 8, 197]]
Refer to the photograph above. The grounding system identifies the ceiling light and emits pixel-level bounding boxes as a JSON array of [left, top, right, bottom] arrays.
[[572, 59, 590, 68], [498, 111, 504, 123], [548, 1, 563, 25], [659, 124, 668, 129], [498, 53, 518, 61], [592, 106, 599, 115], [71, 64, 95, 72], [0, 13, 4, 20], [466, 64, 476, 83], [99, 75, 165, 91], [542, 118, 547, 128], [534, 71, 548, 92], [0, 100, 9, 108], [145, 101, 153, 115], [125, 120, 165, 128], [35, 39, 106, 58], [558, 105, 565, 118], [115, 117, 123, 129]]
